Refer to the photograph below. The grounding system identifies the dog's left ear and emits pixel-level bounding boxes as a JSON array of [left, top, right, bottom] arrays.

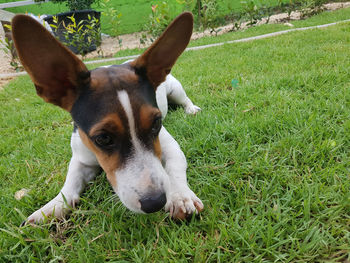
[[11, 14, 89, 111], [131, 12, 193, 88]]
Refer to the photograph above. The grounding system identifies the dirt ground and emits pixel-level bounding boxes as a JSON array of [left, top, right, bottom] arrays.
[[1, 1, 349, 88]]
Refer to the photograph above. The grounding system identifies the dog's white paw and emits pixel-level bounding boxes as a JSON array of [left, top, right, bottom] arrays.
[[24, 194, 79, 225], [184, 104, 201, 115], [165, 188, 204, 220]]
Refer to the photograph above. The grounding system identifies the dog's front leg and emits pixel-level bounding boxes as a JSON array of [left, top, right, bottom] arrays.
[[25, 133, 100, 224], [159, 127, 204, 219]]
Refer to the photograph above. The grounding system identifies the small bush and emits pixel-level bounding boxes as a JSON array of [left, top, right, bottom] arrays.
[[200, 0, 219, 32], [51, 0, 100, 11], [50, 14, 101, 59], [140, 2, 171, 44], [100, 0, 122, 49], [0, 23, 21, 71]]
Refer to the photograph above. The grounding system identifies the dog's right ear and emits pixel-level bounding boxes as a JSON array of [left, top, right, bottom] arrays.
[[12, 14, 89, 111]]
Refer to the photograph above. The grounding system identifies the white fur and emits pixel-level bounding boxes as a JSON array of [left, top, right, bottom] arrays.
[[115, 90, 170, 213], [117, 90, 141, 150], [157, 74, 201, 118], [25, 66, 202, 223], [159, 127, 204, 216]]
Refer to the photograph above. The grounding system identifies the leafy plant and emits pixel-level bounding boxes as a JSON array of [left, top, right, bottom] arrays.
[[0, 24, 21, 71], [241, 0, 261, 26], [277, 0, 285, 12], [51, 0, 100, 11], [226, 3, 243, 32], [192, 0, 219, 32], [299, 0, 327, 18], [286, 0, 296, 19], [260, 4, 274, 24], [176, 0, 196, 12], [199, 0, 219, 33], [141, 2, 171, 44], [100, 0, 122, 49], [50, 14, 101, 59]]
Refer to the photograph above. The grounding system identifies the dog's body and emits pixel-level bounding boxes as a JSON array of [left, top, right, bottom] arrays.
[[12, 13, 203, 223]]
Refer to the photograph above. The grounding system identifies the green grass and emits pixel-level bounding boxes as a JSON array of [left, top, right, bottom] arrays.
[[107, 6, 350, 63], [1, 11, 350, 262], [190, 6, 350, 47], [2, 0, 290, 35]]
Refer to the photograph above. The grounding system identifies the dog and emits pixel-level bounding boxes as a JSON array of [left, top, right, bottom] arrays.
[[12, 12, 204, 224]]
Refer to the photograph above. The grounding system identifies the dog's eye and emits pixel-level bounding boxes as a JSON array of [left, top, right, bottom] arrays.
[[95, 134, 114, 147], [151, 117, 162, 135]]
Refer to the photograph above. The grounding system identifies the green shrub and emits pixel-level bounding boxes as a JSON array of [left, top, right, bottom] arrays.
[[50, 14, 101, 58], [141, 2, 171, 44], [100, 0, 122, 48], [51, 0, 100, 11]]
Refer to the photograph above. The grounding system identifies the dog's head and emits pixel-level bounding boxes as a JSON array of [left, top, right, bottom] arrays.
[[12, 13, 193, 213]]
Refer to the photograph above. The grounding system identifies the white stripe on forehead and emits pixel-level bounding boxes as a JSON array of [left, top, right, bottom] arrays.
[[117, 90, 142, 151]]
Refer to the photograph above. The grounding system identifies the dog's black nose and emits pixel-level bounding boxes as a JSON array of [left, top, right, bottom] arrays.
[[140, 192, 166, 213]]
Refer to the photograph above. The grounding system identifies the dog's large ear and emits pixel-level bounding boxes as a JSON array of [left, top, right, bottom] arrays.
[[12, 14, 89, 111], [131, 12, 193, 89]]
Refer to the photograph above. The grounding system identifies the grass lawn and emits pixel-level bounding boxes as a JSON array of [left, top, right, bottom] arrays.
[[189, 6, 350, 47], [2, 0, 291, 35], [1, 10, 350, 263], [102, 6, 350, 63]]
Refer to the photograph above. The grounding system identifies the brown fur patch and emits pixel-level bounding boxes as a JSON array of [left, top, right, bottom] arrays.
[[138, 105, 162, 160], [78, 128, 119, 188], [153, 137, 162, 160], [139, 105, 161, 131], [90, 66, 139, 93], [90, 69, 111, 91], [89, 113, 124, 137], [119, 68, 139, 83]]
